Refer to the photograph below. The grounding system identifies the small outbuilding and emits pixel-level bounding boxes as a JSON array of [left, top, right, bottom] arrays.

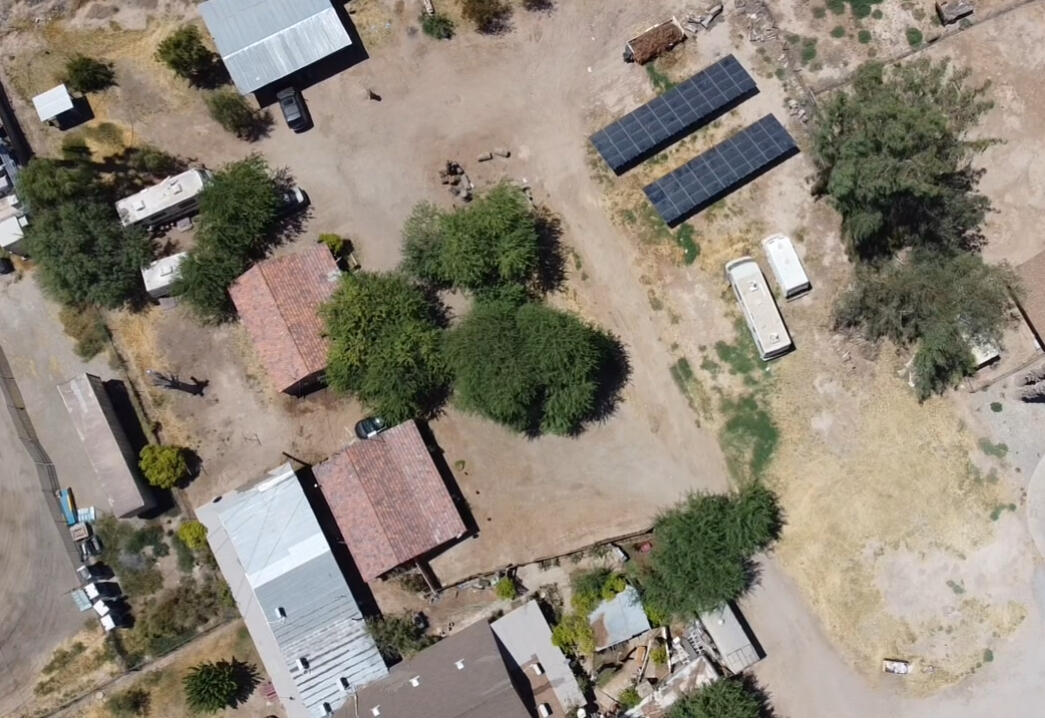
[[32, 84, 75, 125], [57, 373, 154, 518], [761, 233, 811, 300], [589, 585, 652, 651], [699, 602, 762, 674], [1016, 250, 1045, 350], [228, 244, 340, 395], [0, 207, 27, 256], [314, 420, 467, 582], [199, 0, 353, 94]]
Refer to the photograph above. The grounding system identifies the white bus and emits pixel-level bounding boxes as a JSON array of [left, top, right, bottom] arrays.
[[725, 256, 792, 361], [761, 233, 811, 300]]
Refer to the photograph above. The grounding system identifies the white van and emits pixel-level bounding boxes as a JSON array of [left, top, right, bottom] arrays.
[[761, 234, 811, 300]]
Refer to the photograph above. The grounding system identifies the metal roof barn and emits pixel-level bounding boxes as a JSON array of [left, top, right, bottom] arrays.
[[197, 463, 388, 718], [199, 0, 353, 94]]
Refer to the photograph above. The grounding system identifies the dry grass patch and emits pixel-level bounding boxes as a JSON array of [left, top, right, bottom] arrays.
[[23, 626, 121, 717]]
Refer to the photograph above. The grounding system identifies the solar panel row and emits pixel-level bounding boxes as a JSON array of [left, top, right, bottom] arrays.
[[643, 115, 798, 227], [590, 55, 757, 174]]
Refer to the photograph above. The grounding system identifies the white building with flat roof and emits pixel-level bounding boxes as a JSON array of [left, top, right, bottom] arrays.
[[726, 256, 792, 361], [761, 233, 811, 300], [32, 84, 74, 124], [116, 169, 210, 228]]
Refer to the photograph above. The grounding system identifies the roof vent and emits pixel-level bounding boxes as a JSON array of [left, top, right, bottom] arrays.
[[296, 657, 310, 673], [371, 706, 381, 717], [454, 659, 465, 670], [409, 675, 421, 687], [339, 677, 351, 691], [275, 606, 286, 621], [322, 702, 333, 717], [530, 662, 545, 676]]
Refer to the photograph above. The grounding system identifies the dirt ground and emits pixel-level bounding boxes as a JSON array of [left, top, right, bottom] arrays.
[[2, 0, 1045, 717]]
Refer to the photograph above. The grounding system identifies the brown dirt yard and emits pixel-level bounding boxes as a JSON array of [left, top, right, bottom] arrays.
[[4, 0, 1045, 717]]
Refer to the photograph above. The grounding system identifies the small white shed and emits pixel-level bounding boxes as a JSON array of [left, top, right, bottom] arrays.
[[0, 213, 27, 256], [32, 84, 74, 124], [761, 234, 811, 300], [141, 251, 188, 298]]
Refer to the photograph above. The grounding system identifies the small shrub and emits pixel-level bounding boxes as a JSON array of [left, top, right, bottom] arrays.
[[521, 0, 553, 9], [43, 641, 86, 673], [813, 6, 827, 18], [183, 660, 239, 714], [826, 0, 845, 14], [830, 25, 846, 38], [173, 534, 197, 572], [800, 38, 818, 64], [460, 0, 512, 33], [618, 686, 641, 710], [650, 646, 668, 665], [600, 573, 627, 601], [205, 89, 267, 140], [872, 8, 883, 18], [990, 401, 1003, 412], [366, 614, 434, 662], [139, 444, 189, 489], [59, 305, 109, 360], [906, 27, 924, 46], [857, 29, 872, 43], [178, 521, 209, 551], [64, 55, 115, 93], [106, 687, 151, 717], [495, 577, 517, 601], [420, 12, 455, 39], [319, 232, 345, 258], [156, 25, 217, 85]]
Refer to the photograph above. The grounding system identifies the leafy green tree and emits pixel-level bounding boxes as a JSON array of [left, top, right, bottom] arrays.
[[173, 156, 280, 322], [64, 55, 115, 93], [178, 521, 208, 551], [15, 158, 98, 211], [617, 686, 640, 710], [366, 614, 435, 662], [155, 25, 217, 85], [812, 59, 994, 260], [25, 201, 151, 308], [322, 272, 449, 421], [460, 0, 512, 33], [495, 576, 517, 600], [668, 678, 768, 718], [446, 300, 611, 435], [205, 89, 267, 140], [138, 444, 188, 489], [401, 183, 539, 296], [420, 12, 455, 39], [551, 613, 595, 655], [570, 568, 612, 615], [183, 660, 239, 714], [835, 251, 1017, 398], [638, 487, 780, 619]]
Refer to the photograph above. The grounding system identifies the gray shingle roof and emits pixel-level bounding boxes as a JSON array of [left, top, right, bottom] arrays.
[[197, 463, 387, 718], [199, 0, 353, 93]]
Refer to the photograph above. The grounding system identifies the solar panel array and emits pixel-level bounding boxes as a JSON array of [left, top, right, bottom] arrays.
[[644, 115, 797, 227], [590, 55, 757, 174]]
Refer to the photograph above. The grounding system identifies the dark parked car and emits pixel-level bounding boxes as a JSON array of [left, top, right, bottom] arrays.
[[355, 416, 387, 440], [276, 87, 311, 132], [278, 185, 309, 216]]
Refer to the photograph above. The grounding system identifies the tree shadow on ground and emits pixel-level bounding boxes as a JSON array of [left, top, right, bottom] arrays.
[[228, 658, 261, 708], [533, 206, 567, 295], [580, 330, 631, 431]]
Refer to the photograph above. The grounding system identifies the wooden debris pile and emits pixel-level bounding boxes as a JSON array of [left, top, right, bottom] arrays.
[[438, 160, 473, 202], [624, 18, 686, 64], [681, 3, 723, 34]]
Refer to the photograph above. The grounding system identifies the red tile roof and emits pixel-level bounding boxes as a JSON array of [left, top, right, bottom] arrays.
[[314, 420, 467, 581], [229, 245, 339, 393]]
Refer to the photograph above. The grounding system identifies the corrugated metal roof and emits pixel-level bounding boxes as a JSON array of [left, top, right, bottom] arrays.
[[491, 600, 586, 712], [588, 586, 651, 651], [197, 464, 387, 718], [699, 603, 761, 674], [199, 0, 352, 93]]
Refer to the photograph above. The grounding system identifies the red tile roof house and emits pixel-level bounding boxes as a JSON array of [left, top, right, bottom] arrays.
[[229, 244, 340, 395], [313, 420, 468, 582]]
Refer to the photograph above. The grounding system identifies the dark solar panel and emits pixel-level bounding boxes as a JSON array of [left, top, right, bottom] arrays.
[[590, 55, 757, 175], [643, 115, 798, 227]]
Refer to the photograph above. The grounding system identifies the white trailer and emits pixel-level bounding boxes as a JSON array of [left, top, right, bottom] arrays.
[[725, 256, 792, 361], [761, 233, 810, 300]]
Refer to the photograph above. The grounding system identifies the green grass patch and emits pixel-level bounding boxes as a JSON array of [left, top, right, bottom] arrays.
[[83, 121, 124, 148], [830, 25, 846, 37], [906, 27, 923, 46], [675, 223, 700, 264], [646, 62, 676, 94], [800, 38, 818, 64], [989, 503, 1017, 521], [720, 395, 779, 486], [713, 319, 762, 383], [774, 67, 786, 80], [857, 29, 872, 43], [700, 356, 722, 377], [670, 357, 711, 421], [989, 401, 1003, 412], [978, 438, 1008, 459]]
